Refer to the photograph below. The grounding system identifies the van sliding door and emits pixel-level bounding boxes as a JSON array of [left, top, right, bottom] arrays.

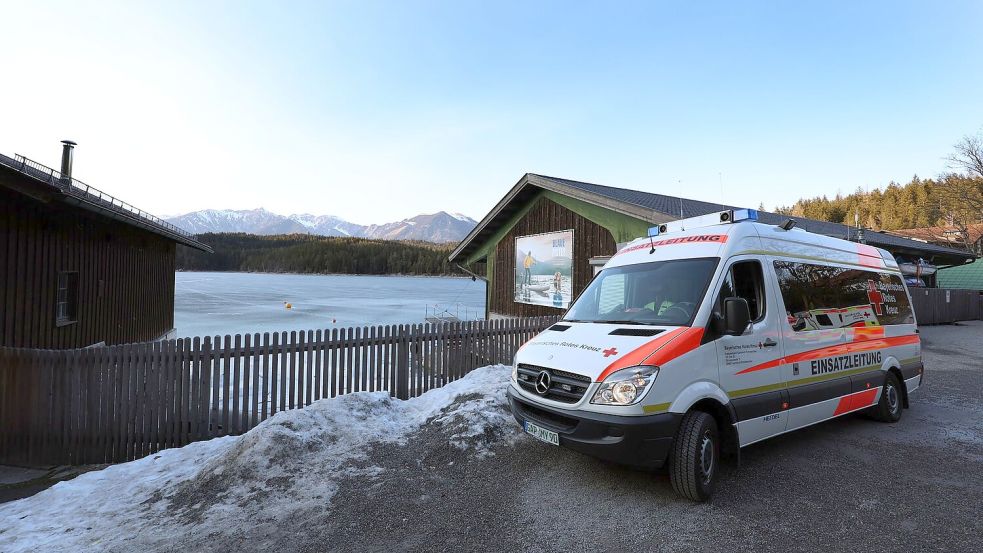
[[771, 259, 881, 431]]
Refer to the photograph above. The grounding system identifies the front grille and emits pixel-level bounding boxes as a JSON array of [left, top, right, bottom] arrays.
[[516, 364, 591, 404]]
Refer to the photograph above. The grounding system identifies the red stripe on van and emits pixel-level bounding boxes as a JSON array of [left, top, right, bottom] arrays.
[[734, 334, 920, 375], [644, 327, 705, 367], [595, 327, 692, 382], [853, 327, 886, 339], [857, 244, 884, 268], [833, 388, 879, 416], [735, 357, 785, 374]]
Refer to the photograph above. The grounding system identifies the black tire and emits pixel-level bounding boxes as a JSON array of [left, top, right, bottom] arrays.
[[669, 411, 719, 502], [869, 371, 903, 422]]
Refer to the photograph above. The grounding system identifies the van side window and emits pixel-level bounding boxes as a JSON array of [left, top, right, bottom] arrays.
[[773, 261, 914, 331], [718, 261, 766, 322]]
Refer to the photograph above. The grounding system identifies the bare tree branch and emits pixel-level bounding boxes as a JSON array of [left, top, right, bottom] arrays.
[[944, 134, 983, 178]]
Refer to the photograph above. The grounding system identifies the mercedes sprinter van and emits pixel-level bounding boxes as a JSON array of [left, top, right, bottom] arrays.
[[507, 209, 923, 501]]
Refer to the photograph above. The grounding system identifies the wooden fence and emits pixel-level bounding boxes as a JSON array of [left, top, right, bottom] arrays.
[[910, 288, 983, 325], [0, 317, 558, 467]]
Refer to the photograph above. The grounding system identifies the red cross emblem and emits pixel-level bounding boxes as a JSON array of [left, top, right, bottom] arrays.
[[602, 347, 619, 357], [866, 280, 884, 315]]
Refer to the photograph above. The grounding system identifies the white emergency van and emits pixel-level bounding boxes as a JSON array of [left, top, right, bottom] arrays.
[[507, 209, 923, 501]]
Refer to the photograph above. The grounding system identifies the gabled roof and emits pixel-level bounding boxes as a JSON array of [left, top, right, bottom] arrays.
[[0, 151, 212, 252], [450, 173, 976, 266], [890, 223, 983, 249]]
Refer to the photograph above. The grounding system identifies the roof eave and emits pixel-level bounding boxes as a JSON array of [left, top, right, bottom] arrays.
[[0, 151, 211, 253], [448, 173, 674, 263], [448, 173, 532, 263], [59, 192, 213, 252]]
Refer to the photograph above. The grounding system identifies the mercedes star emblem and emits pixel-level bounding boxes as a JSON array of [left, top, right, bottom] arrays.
[[535, 370, 551, 395]]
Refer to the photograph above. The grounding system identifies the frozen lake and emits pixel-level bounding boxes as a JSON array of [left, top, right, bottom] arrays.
[[174, 272, 486, 339]]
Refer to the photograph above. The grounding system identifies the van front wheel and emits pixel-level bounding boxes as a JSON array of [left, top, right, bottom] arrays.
[[669, 411, 719, 502]]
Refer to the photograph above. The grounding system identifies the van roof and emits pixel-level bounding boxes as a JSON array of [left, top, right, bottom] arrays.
[[605, 220, 900, 273]]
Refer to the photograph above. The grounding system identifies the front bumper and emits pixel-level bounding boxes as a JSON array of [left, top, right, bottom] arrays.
[[507, 387, 682, 470]]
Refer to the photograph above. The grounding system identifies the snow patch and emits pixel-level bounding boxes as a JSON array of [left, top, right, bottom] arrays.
[[0, 365, 515, 552], [289, 214, 318, 229]]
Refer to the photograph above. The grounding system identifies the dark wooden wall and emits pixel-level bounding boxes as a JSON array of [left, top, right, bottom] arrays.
[[0, 185, 176, 348], [491, 197, 617, 317]]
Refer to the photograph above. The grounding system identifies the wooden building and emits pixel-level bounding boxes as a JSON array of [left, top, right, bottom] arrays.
[[450, 174, 976, 319], [0, 142, 210, 349], [891, 223, 983, 256]]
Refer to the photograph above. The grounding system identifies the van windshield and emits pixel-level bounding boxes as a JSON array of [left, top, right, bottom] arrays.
[[564, 257, 719, 326]]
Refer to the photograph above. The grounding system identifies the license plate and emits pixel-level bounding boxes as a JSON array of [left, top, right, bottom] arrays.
[[523, 420, 559, 446]]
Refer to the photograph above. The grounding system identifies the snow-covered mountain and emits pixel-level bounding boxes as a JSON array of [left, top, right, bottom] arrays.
[[166, 209, 477, 243], [287, 214, 365, 237], [165, 208, 308, 235], [362, 212, 478, 242]]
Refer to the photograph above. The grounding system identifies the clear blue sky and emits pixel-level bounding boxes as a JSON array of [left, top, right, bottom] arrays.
[[2, 1, 981, 224]]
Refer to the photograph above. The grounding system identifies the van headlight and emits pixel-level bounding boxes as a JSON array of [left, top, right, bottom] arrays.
[[511, 360, 518, 382], [591, 366, 659, 406]]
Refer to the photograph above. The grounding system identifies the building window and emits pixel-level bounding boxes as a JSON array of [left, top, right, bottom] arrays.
[[56, 271, 79, 326]]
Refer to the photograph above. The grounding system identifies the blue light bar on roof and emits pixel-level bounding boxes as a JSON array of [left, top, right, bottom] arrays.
[[733, 208, 758, 222]]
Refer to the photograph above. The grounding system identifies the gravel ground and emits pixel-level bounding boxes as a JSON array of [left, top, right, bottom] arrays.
[[216, 322, 983, 553]]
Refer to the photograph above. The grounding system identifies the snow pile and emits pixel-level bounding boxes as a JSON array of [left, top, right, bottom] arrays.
[[0, 365, 516, 553], [430, 390, 522, 457]]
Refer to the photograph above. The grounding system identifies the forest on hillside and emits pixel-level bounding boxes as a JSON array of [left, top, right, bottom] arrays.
[[773, 134, 983, 244], [176, 233, 458, 275]]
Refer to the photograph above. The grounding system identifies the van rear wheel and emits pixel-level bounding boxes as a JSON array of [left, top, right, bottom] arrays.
[[869, 372, 903, 423], [669, 411, 719, 502]]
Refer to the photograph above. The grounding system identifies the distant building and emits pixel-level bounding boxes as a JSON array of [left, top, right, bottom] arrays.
[[890, 224, 983, 256], [0, 141, 210, 348], [450, 174, 976, 318]]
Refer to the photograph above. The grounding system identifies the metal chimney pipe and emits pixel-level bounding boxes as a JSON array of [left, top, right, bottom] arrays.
[[60, 140, 76, 181]]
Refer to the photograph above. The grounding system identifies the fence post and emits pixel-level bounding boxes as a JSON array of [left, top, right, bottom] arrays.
[[395, 325, 410, 400]]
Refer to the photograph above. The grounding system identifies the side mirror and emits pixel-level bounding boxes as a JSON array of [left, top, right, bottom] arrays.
[[723, 297, 751, 335]]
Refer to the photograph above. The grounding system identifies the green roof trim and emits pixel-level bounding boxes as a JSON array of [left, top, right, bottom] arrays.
[[543, 190, 652, 244], [464, 189, 547, 266], [463, 189, 652, 266], [937, 261, 983, 291]]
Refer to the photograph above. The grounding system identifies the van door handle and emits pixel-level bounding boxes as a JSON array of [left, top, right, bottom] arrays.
[[762, 338, 778, 348]]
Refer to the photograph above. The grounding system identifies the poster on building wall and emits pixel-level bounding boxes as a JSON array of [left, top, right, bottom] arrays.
[[514, 230, 574, 309]]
